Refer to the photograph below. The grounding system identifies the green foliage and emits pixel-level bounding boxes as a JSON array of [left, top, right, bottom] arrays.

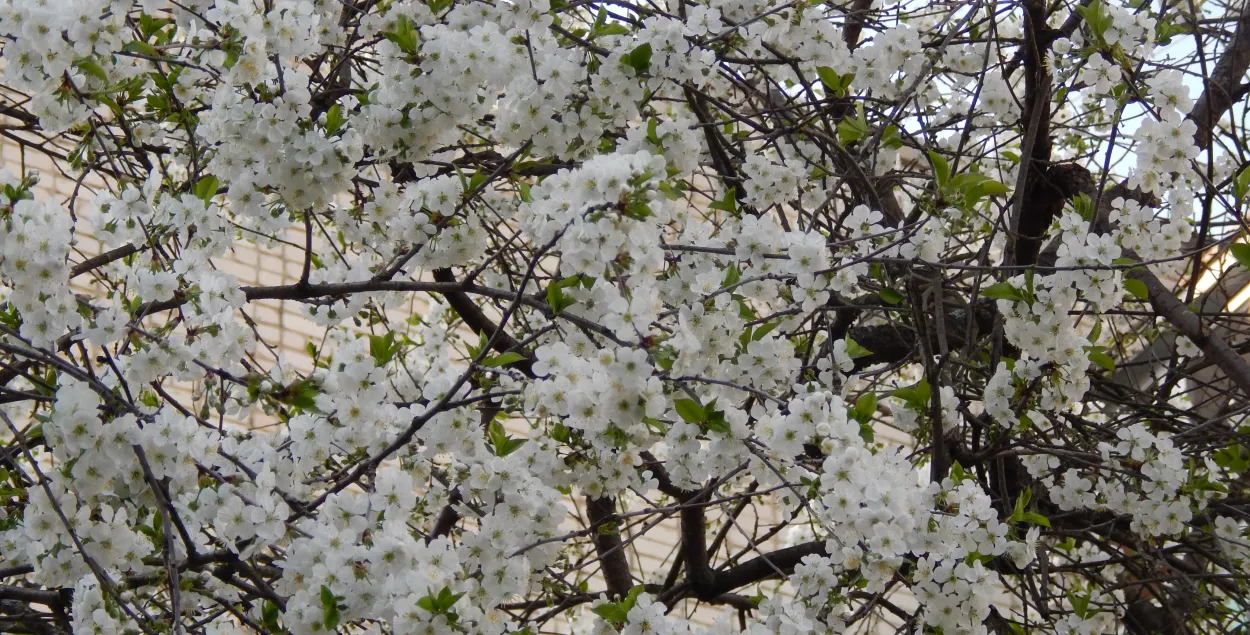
[[1009, 489, 1051, 527], [816, 66, 854, 97], [591, 585, 645, 625], [383, 15, 419, 54], [416, 586, 465, 622], [891, 378, 931, 412], [319, 586, 346, 630], [488, 420, 528, 457], [193, 175, 219, 203], [622, 43, 652, 74]]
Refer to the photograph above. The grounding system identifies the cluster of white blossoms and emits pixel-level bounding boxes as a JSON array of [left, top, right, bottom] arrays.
[[201, 81, 364, 226], [849, 24, 926, 98], [0, 194, 80, 349], [1040, 422, 1208, 540], [0, 0, 1243, 632], [1109, 196, 1193, 277], [1129, 108, 1201, 199], [741, 150, 809, 210]]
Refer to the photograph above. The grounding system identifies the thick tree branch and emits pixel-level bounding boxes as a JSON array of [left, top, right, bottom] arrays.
[[586, 496, 633, 599]]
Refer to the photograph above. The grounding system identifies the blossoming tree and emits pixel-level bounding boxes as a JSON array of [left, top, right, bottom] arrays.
[[1, 0, 1250, 632]]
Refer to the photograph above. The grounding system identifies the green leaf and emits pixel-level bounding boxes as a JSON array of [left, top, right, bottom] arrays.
[[1069, 591, 1092, 619], [878, 288, 904, 305], [752, 320, 779, 341], [927, 150, 951, 189], [1075, 0, 1111, 43], [1231, 243, 1250, 269], [1123, 278, 1149, 300], [369, 332, 399, 366], [123, 40, 162, 58], [384, 15, 419, 54], [704, 404, 730, 434], [722, 264, 741, 288], [324, 104, 345, 135], [1236, 165, 1250, 201], [651, 345, 677, 371], [964, 178, 1010, 208], [837, 110, 869, 145], [707, 189, 738, 215], [193, 175, 219, 203], [622, 43, 653, 75], [1215, 445, 1250, 472], [843, 337, 872, 359], [489, 420, 527, 456], [273, 379, 321, 412], [891, 378, 931, 411], [854, 392, 877, 424], [546, 279, 577, 314], [320, 586, 342, 629], [262, 600, 283, 633], [981, 282, 1026, 302], [482, 351, 527, 368], [590, 7, 630, 37], [858, 422, 875, 444], [75, 57, 109, 83], [1087, 350, 1116, 373], [622, 585, 645, 610], [949, 460, 969, 483], [592, 603, 630, 625], [674, 398, 706, 424], [816, 66, 854, 97]]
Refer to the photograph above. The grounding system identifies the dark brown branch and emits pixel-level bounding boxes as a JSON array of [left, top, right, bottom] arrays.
[[432, 268, 536, 378], [1190, 3, 1250, 150], [586, 496, 633, 599]]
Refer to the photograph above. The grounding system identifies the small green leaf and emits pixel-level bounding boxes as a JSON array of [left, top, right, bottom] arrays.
[[592, 603, 630, 625], [384, 15, 419, 54], [488, 421, 527, 457], [482, 351, 527, 368], [854, 392, 877, 423], [1069, 591, 1092, 619], [324, 104, 345, 135], [369, 332, 399, 366], [1123, 278, 1149, 300], [273, 379, 321, 412], [546, 280, 576, 314], [123, 41, 162, 58], [752, 320, 779, 341], [262, 600, 283, 633], [1087, 350, 1116, 373], [320, 586, 343, 629], [816, 66, 854, 97], [843, 337, 872, 359], [837, 112, 869, 145], [622, 43, 653, 74], [1235, 164, 1250, 201], [707, 189, 738, 215], [981, 282, 1026, 302], [674, 398, 706, 424], [878, 288, 904, 305], [1231, 243, 1250, 269], [75, 57, 109, 82], [193, 175, 219, 203], [927, 150, 951, 188], [964, 178, 1010, 208]]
